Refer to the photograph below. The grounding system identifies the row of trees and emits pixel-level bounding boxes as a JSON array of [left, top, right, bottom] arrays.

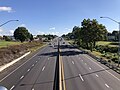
[[63, 19, 108, 51]]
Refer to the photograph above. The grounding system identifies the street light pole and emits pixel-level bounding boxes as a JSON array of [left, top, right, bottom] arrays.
[[100, 17, 120, 67], [0, 20, 19, 27]]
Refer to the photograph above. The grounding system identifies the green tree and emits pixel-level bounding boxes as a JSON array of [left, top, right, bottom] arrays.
[[30, 34, 34, 41], [14, 27, 30, 42], [81, 19, 107, 51], [3, 35, 11, 41]]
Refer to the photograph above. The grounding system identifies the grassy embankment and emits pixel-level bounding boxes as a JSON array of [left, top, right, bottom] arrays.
[[67, 40, 119, 63], [0, 41, 23, 48], [0, 40, 45, 66]]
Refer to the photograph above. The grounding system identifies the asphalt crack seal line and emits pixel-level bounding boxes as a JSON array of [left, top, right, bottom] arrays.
[[60, 49, 66, 90]]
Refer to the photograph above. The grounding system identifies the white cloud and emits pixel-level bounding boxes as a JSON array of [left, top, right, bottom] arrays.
[[9, 30, 14, 34], [37, 31, 45, 35], [65, 28, 72, 31], [0, 29, 3, 32], [19, 24, 26, 27], [37, 31, 61, 36], [0, 6, 13, 12], [49, 27, 56, 30]]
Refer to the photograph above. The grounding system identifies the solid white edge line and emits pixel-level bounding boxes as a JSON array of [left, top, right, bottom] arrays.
[[105, 83, 110, 88], [84, 55, 120, 81], [0, 46, 46, 82], [79, 74, 84, 81], [10, 85, 15, 90]]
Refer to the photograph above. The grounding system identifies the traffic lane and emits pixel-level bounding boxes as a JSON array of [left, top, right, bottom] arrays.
[[80, 54, 120, 90], [0, 45, 54, 89], [63, 55, 109, 90], [62, 56, 87, 90], [69, 49, 120, 90], [61, 47, 114, 90], [13, 56, 48, 90], [14, 46, 57, 90], [70, 55, 113, 90], [33, 56, 56, 90]]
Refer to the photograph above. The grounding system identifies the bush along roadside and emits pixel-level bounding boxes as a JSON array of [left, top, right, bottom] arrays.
[[68, 41, 120, 74]]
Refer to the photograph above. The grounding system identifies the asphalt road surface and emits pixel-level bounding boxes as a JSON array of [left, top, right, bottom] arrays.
[[0, 38, 120, 90], [60, 39, 120, 90]]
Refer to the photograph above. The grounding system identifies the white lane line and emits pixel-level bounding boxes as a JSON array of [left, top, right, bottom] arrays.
[[84, 55, 120, 81], [72, 61, 74, 64], [89, 67, 92, 70], [10, 85, 15, 90], [32, 64, 34, 67], [20, 75, 24, 79], [95, 74, 99, 77], [42, 66, 45, 71], [48, 58, 49, 60], [36, 61, 38, 63], [105, 84, 110, 88], [32, 88, 34, 90], [27, 69, 30, 72], [84, 63, 87, 65], [0, 47, 46, 83], [79, 74, 84, 81]]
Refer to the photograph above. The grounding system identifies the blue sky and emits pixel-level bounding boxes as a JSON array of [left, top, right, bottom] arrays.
[[0, 0, 120, 36]]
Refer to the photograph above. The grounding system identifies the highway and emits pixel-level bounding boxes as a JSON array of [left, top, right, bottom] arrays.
[[60, 39, 120, 90], [0, 38, 120, 90], [0, 39, 58, 90]]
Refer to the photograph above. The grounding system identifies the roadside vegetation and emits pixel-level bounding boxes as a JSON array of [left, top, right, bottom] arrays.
[[0, 41, 44, 66], [62, 18, 119, 67], [0, 40, 23, 48]]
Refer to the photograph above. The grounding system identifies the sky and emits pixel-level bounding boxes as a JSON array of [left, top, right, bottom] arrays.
[[0, 0, 120, 36]]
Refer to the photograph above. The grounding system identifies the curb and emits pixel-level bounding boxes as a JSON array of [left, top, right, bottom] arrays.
[[0, 52, 31, 72]]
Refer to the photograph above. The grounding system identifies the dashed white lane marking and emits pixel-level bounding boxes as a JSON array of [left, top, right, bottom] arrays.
[[10, 85, 15, 90], [27, 69, 30, 72], [42, 66, 45, 71], [36, 61, 38, 63], [89, 67, 92, 70], [84, 55, 120, 81], [105, 84, 110, 88], [0, 46, 46, 83], [79, 74, 84, 81], [32, 64, 34, 67], [48, 58, 49, 60], [20, 75, 24, 79], [72, 61, 74, 64], [32, 88, 34, 90], [85, 63, 87, 65], [95, 74, 99, 77]]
